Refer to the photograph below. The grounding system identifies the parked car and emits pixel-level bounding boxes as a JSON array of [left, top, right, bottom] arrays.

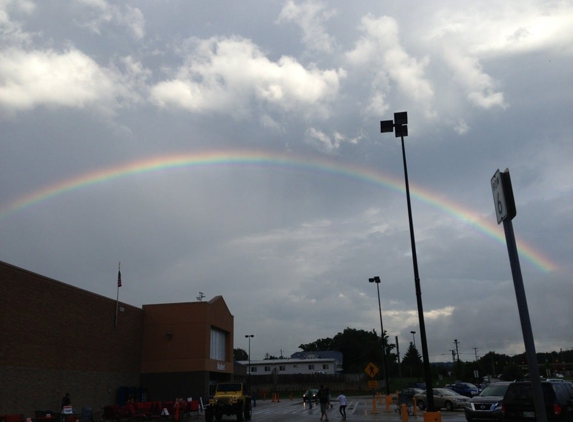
[[464, 381, 511, 421], [449, 382, 480, 397], [414, 388, 471, 411], [502, 380, 573, 421], [303, 389, 318, 402]]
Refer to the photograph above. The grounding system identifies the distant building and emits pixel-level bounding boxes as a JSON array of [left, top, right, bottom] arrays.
[[238, 351, 343, 375]]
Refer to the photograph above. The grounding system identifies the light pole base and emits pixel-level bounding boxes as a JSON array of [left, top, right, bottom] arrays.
[[423, 411, 442, 422]]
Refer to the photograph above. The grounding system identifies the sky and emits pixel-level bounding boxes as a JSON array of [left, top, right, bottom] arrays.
[[1, 0, 572, 364]]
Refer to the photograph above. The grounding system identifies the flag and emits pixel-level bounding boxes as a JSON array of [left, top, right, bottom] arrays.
[[118, 269, 122, 288]]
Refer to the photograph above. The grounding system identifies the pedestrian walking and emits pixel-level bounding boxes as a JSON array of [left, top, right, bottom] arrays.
[[317, 385, 330, 421], [336, 391, 347, 420], [305, 389, 313, 409]]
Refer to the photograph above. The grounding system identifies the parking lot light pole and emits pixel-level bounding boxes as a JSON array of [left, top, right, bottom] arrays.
[[380, 112, 435, 412], [369, 276, 390, 395], [245, 335, 254, 393], [410, 331, 416, 347]]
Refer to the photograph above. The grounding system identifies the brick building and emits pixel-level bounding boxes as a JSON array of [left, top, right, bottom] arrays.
[[0, 260, 235, 417]]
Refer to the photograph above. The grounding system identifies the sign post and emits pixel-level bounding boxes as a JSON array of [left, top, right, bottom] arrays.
[[490, 169, 546, 422], [365, 363, 379, 414]]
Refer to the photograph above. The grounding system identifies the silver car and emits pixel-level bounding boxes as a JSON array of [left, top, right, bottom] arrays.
[[414, 388, 471, 411]]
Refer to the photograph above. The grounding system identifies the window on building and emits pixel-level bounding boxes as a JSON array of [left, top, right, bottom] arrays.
[[251, 367, 257, 373], [322, 364, 329, 370], [210, 328, 226, 361], [308, 364, 315, 370], [264, 366, 271, 372], [279, 366, 286, 371]]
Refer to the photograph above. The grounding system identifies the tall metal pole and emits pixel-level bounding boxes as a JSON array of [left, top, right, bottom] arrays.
[[410, 331, 416, 347], [380, 112, 434, 410], [454, 339, 460, 362], [503, 219, 547, 422], [491, 168, 546, 422], [369, 277, 390, 394], [245, 335, 254, 393], [376, 279, 390, 395], [395, 336, 403, 383], [400, 131, 434, 409]]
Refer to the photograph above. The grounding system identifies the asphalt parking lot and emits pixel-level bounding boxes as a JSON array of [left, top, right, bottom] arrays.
[[247, 396, 469, 422]]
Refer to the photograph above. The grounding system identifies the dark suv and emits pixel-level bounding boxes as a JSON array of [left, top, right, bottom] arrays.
[[464, 381, 511, 421], [502, 381, 573, 421]]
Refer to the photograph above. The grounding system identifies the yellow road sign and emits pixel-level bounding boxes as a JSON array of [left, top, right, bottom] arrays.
[[365, 362, 379, 378], [368, 380, 378, 388]]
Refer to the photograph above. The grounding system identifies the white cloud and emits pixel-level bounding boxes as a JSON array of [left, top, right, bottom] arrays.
[[428, 2, 573, 58], [362, 85, 389, 119], [304, 127, 363, 154], [277, 0, 336, 53], [0, 47, 122, 112], [74, 0, 145, 40], [0, 0, 36, 46], [305, 127, 337, 153], [346, 15, 435, 118], [453, 119, 469, 135], [0, 0, 35, 15], [422, 2, 573, 111], [442, 48, 507, 109], [150, 36, 345, 119]]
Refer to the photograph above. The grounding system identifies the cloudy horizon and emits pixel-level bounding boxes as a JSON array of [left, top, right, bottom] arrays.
[[1, 0, 571, 363]]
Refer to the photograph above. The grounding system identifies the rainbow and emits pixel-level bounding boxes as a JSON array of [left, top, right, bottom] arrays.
[[0, 149, 557, 272]]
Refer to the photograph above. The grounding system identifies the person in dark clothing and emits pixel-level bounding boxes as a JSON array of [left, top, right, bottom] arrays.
[[317, 385, 329, 421], [61, 393, 71, 409]]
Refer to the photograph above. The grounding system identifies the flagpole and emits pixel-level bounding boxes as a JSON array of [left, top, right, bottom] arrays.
[[115, 262, 121, 327]]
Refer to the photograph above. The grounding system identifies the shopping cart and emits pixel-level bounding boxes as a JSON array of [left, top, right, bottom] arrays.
[[395, 392, 415, 416]]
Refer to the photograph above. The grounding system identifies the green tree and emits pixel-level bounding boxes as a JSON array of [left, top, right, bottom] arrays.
[[401, 342, 423, 377], [264, 353, 279, 360], [501, 363, 524, 381], [299, 337, 335, 351], [299, 327, 395, 373], [234, 348, 248, 361], [477, 351, 505, 378]]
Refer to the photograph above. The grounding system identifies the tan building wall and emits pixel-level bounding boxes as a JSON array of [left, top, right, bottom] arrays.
[[140, 299, 234, 401]]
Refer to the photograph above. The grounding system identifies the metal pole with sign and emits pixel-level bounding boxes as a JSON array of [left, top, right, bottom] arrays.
[[491, 169, 546, 422], [365, 363, 379, 414]]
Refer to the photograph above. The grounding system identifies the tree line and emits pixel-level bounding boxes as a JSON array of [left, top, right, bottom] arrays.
[[235, 327, 572, 383]]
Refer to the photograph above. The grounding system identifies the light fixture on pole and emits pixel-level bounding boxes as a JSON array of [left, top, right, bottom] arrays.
[[368, 276, 390, 395], [410, 331, 416, 347], [245, 334, 254, 393], [380, 111, 435, 411]]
